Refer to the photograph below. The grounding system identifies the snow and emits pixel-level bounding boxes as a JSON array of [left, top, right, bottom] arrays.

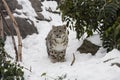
[[4, 0, 120, 80], [87, 34, 102, 46]]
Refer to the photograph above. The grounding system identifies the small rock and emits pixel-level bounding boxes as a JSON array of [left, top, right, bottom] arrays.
[[111, 63, 120, 68], [35, 12, 45, 20], [29, 0, 43, 12]]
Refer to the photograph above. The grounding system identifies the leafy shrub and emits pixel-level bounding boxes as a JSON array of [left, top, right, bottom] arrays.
[[58, 0, 120, 52], [58, 0, 105, 38], [101, 18, 120, 52], [0, 37, 24, 80]]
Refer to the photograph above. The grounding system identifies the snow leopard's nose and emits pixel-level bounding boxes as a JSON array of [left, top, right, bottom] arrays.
[[56, 34, 59, 37], [56, 35, 61, 38]]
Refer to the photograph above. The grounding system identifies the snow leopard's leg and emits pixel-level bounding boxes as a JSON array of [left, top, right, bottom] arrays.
[[57, 50, 66, 62], [48, 50, 58, 63]]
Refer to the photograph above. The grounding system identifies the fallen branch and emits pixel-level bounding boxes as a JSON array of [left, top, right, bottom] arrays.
[[45, 7, 60, 14], [35, 16, 52, 22], [71, 53, 75, 66], [103, 57, 118, 63]]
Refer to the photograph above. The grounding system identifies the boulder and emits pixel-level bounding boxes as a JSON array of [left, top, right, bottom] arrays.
[[3, 17, 38, 39], [77, 39, 100, 55]]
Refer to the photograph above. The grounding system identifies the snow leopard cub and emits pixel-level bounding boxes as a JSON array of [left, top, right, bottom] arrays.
[[46, 25, 68, 63]]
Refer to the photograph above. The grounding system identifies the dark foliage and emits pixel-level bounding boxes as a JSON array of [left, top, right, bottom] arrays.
[[0, 37, 24, 80], [59, 0, 120, 52]]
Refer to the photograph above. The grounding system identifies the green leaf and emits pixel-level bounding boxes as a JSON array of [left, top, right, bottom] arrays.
[[58, 0, 120, 51], [41, 72, 46, 77]]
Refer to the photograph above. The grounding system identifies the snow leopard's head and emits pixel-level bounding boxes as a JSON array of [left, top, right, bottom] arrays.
[[52, 25, 68, 39]]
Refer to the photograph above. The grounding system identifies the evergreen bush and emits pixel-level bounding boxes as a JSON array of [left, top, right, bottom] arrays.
[[0, 37, 24, 80], [58, 0, 120, 52]]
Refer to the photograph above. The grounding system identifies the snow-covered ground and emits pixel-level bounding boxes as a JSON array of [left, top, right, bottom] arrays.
[[4, 0, 120, 80]]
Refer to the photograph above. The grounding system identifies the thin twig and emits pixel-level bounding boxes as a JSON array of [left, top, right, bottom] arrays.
[[45, 7, 60, 14], [71, 53, 75, 66], [23, 66, 32, 72], [103, 57, 118, 63]]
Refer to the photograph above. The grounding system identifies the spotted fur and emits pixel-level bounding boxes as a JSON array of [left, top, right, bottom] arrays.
[[46, 25, 68, 63]]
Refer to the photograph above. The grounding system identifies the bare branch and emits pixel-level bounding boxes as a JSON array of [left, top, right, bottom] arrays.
[[71, 53, 75, 66], [0, 13, 4, 39], [2, 0, 22, 61]]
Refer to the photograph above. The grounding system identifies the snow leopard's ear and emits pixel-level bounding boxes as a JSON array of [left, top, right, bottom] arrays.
[[52, 25, 56, 28]]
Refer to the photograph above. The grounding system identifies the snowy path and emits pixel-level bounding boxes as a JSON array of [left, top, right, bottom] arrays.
[[4, 1, 120, 80]]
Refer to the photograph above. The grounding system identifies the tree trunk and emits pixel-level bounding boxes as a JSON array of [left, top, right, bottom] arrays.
[[0, 13, 4, 40]]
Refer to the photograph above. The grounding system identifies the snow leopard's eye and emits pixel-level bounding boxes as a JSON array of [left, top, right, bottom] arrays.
[[61, 52, 63, 53], [54, 30, 56, 32], [59, 30, 62, 32], [56, 34, 59, 37]]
